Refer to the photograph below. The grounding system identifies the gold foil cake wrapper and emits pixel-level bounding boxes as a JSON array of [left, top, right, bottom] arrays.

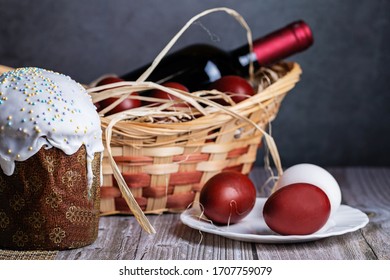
[[0, 146, 101, 250]]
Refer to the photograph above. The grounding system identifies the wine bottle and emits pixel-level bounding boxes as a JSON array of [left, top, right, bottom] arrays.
[[121, 20, 313, 91]]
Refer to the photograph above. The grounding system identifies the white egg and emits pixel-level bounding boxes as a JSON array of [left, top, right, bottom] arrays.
[[275, 163, 342, 217]]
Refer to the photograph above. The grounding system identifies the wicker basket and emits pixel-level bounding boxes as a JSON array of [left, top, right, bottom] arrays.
[[87, 8, 302, 233], [93, 61, 300, 215]]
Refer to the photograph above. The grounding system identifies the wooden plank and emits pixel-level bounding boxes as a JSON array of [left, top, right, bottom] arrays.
[[334, 167, 390, 260], [56, 216, 142, 260], [252, 232, 376, 260], [56, 167, 390, 260], [132, 214, 256, 260]]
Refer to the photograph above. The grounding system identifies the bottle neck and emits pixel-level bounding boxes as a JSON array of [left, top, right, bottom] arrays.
[[232, 20, 313, 68]]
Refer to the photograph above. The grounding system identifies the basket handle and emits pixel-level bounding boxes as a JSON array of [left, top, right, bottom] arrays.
[[92, 7, 257, 234]]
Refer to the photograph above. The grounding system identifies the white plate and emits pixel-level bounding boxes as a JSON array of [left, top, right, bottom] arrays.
[[180, 198, 369, 243]]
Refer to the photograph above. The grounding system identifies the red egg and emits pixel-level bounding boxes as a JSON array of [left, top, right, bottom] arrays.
[[149, 82, 189, 107], [96, 76, 141, 115], [97, 76, 124, 85], [199, 171, 256, 225], [208, 75, 255, 105], [98, 97, 141, 115], [263, 183, 331, 235]]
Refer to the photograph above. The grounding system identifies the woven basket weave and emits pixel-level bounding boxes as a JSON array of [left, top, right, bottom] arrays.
[[87, 8, 302, 233]]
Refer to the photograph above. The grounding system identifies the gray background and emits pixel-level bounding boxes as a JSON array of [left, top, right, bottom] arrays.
[[0, 0, 389, 167]]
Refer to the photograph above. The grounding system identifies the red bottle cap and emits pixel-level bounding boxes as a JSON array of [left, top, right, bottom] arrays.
[[253, 20, 314, 65]]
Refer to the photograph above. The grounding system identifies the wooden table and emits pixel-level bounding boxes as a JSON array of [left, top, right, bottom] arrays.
[[56, 167, 390, 260]]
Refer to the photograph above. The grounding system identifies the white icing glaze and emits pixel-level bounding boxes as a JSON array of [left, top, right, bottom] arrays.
[[0, 67, 104, 189]]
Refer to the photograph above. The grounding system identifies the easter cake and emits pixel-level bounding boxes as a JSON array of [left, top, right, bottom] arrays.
[[0, 67, 104, 250]]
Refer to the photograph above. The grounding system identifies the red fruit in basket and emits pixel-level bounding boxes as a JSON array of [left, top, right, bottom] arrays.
[[199, 171, 256, 225], [97, 76, 124, 86], [98, 97, 141, 115], [263, 183, 331, 235], [150, 82, 190, 107], [208, 75, 255, 105], [96, 76, 141, 115]]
